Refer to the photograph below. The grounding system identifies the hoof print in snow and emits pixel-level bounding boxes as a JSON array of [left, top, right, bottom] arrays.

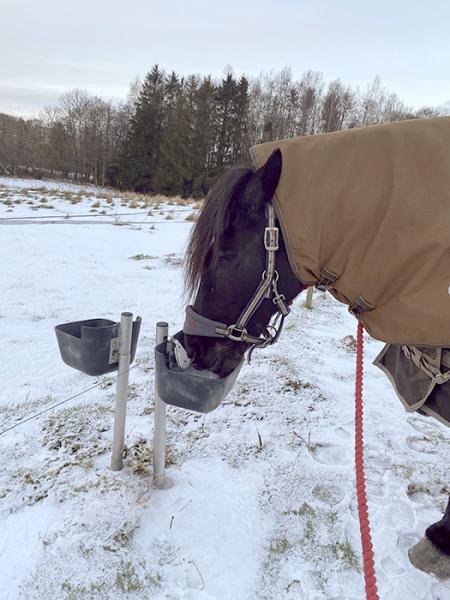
[[383, 500, 415, 528], [406, 436, 438, 455], [311, 482, 345, 505], [381, 555, 406, 576], [407, 416, 440, 436], [334, 426, 352, 441], [309, 443, 348, 466]]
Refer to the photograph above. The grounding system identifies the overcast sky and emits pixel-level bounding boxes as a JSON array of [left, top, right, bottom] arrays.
[[1, 0, 449, 118]]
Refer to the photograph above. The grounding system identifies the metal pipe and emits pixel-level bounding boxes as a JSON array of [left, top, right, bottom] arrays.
[[110, 312, 133, 471], [304, 287, 314, 309], [153, 321, 168, 487]]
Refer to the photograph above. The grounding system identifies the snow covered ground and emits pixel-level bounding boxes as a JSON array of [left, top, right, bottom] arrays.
[[1, 178, 450, 600], [0, 176, 106, 193]]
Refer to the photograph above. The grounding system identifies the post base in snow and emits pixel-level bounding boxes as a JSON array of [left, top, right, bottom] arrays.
[[409, 537, 450, 580], [110, 458, 124, 472], [153, 473, 174, 490]]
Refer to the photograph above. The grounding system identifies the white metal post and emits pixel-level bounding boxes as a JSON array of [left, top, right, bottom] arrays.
[[304, 286, 314, 309], [153, 321, 168, 488], [110, 312, 133, 471]]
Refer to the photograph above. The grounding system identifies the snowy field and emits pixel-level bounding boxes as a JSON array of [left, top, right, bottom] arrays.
[[1, 178, 450, 600]]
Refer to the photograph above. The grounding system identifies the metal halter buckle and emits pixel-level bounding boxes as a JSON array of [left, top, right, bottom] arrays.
[[264, 226, 279, 251], [225, 325, 248, 342], [272, 292, 286, 305]]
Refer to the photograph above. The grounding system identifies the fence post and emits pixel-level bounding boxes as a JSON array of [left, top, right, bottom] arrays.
[[110, 312, 133, 471], [153, 321, 168, 488], [304, 286, 314, 309]]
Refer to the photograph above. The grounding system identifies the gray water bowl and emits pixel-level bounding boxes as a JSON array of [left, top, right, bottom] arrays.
[[55, 317, 141, 376], [155, 330, 243, 413]]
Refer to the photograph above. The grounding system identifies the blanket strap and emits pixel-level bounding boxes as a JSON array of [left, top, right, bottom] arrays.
[[316, 267, 339, 291], [349, 296, 373, 319], [402, 346, 450, 385]]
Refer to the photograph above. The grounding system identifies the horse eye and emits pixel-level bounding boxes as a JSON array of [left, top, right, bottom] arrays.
[[218, 251, 237, 263]]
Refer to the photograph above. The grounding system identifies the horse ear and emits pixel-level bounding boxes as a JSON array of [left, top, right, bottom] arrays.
[[241, 148, 282, 215], [257, 148, 282, 199]]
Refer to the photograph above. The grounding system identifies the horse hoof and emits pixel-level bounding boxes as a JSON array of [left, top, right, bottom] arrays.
[[409, 537, 450, 580]]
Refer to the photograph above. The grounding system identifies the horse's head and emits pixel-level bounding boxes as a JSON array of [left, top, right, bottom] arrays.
[[184, 149, 304, 377]]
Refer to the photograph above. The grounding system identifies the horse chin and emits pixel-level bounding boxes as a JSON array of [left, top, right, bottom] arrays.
[[209, 354, 242, 378], [185, 336, 244, 378], [196, 350, 243, 378]]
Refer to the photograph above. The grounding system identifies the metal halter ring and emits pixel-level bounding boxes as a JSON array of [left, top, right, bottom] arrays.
[[262, 269, 279, 282]]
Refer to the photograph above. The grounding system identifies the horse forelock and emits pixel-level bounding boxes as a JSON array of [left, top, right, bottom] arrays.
[[184, 166, 253, 299]]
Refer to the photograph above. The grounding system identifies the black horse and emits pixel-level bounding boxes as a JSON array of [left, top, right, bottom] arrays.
[[183, 148, 450, 578]]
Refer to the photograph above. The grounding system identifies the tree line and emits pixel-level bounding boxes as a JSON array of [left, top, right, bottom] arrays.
[[0, 65, 440, 197]]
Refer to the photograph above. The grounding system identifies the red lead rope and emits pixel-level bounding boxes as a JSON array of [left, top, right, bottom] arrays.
[[355, 321, 380, 600]]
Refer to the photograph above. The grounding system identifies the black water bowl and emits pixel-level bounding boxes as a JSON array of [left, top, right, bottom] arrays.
[[55, 317, 141, 376], [155, 331, 243, 413]]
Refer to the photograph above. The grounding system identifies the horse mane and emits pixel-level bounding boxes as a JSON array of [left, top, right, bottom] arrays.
[[184, 166, 253, 298]]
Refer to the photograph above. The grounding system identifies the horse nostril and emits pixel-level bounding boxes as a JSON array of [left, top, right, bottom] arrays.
[[185, 337, 203, 364]]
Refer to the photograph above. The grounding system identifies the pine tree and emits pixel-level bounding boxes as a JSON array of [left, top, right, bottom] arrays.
[[190, 76, 217, 196], [120, 65, 165, 192], [213, 71, 237, 170], [177, 75, 201, 198], [158, 71, 184, 195], [231, 75, 250, 164]]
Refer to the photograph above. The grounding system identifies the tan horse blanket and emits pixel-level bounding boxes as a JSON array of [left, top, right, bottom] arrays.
[[250, 117, 450, 424]]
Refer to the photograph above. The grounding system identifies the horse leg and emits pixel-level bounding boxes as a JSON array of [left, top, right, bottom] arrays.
[[409, 495, 450, 579]]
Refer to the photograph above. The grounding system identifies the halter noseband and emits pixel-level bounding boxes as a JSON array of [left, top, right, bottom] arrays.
[[183, 204, 291, 357]]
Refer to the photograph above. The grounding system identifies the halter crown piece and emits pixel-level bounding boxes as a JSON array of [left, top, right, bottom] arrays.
[[183, 204, 291, 360]]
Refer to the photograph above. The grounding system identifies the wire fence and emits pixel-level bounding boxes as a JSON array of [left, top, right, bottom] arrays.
[[0, 361, 144, 438], [0, 208, 195, 221], [0, 219, 194, 226], [0, 207, 198, 225]]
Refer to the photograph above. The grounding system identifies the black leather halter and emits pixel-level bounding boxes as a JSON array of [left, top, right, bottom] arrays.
[[183, 204, 291, 355]]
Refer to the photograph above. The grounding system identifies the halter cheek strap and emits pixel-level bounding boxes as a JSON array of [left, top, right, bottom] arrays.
[[183, 305, 228, 339], [183, 204, 291, 352]]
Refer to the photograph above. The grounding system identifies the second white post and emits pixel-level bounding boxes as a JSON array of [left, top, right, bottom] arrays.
[[153, 321, 168, 488], [110, 312, 133, 471]]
